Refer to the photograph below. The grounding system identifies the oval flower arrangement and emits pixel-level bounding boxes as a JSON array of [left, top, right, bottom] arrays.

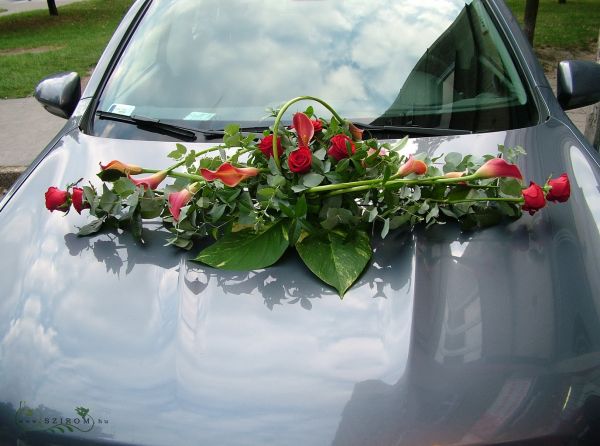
[[45, 96, 570, 296]]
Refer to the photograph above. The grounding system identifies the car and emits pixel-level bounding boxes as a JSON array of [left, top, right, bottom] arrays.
[[2, 0, 600, 444]]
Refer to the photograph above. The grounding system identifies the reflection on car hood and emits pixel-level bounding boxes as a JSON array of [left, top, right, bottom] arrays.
[[1, 122, 600, 446]]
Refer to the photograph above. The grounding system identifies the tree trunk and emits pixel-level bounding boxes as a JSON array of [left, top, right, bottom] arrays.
[[523, 0, 539, 45], [47, 0, 59, 16], [584, 29, 600, 150]]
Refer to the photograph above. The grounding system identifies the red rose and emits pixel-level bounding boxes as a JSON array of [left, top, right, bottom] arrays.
[[522, 182, 546, 215], [311, 119, 323, 133], [290, 118, 323, 133], [328, 134, 355, 161], [546, 173, 570, 203], [288, 146, 312, 174], [71, 187, 89, 214], [258, 134, 282, 159], [45, 187, 70, 212]]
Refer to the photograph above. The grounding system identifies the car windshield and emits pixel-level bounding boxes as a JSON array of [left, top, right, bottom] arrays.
[[93, 0, 538, 141]]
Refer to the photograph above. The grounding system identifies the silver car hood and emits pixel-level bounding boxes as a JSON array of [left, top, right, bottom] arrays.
[[1, 120, 600, 445]]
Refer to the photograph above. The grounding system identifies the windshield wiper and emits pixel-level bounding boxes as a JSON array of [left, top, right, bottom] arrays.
[[352, 123, 472, 137], [96, 111, 199, 141]]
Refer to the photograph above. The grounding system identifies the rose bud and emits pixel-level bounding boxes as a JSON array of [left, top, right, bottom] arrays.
[[45, 187, 70, 212], [288, 146, 313, 174], [328, 134, 356, 161], [71, 187, 90, 214], [546, 173, 570, 203], [522, 182, 546, 215], [257, 134, 283, 159], [396, 155, 428, 177], [128, 170, 168, 190], [474, 158, 522, 180], [200, 163, 260, 187]]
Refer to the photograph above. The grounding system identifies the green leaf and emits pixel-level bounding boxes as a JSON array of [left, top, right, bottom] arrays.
[[113, 178, 136, 197], [140, 194, 164, 219], [131, 207, 143, 242], [368, 208, 378, 222], [296, 230, 372, 296], [381, 218, 390, 238], [301, 173, 324, 187], [97, 169, 125, 182], [77, 219, 104, 236], [295, 195, 307, 217], [209, 203, 226, 222], [314, 148, 327, 160], [267, 175, 286, 187], [335, 158, 350, 172], [291, 184, 308, 193], [194, 221, 289, 270], [99, 184, 118, 213], [500, 178, 523, 198], [389, 136, 408, 152], [444, 152, 462, 166]]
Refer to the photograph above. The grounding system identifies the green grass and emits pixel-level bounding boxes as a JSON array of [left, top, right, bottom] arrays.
[[0, 0, 133, 99], [0, 9, 7, 14], [505, 0, 600, 51]]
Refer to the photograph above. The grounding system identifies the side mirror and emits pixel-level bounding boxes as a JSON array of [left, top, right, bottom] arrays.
[[35, 72, 81, 119], [557, 60, 600, 111]]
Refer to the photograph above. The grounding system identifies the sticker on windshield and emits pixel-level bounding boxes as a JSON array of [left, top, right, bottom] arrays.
[[184, 111, 216, 121], [107, 103, 135, 116]]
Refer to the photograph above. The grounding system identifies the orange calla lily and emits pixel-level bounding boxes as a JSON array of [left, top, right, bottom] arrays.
[[199, 163, 260, 187], [396, 155, 427, 177], [99, 160, 143, 175]]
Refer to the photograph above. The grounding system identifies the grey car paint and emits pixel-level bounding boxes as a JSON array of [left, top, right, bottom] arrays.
[[1, 0, 600, 445]]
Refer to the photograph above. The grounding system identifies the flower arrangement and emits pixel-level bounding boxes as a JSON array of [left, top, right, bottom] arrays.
[[45, 96, 570, 296]]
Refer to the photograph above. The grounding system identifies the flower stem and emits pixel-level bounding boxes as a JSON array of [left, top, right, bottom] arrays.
[[431, 197, 524, 204], [272, 96, 345, 171]]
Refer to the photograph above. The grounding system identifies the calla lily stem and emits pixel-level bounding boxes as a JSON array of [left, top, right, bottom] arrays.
[[272, 96, 346, 171]]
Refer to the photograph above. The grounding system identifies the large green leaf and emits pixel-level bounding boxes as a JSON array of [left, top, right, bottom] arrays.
[[296, 230, 372, 296], [194, 222, 289, 270]]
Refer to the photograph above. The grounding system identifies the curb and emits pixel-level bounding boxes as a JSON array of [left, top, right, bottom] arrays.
[[0, 166, 27, 189]]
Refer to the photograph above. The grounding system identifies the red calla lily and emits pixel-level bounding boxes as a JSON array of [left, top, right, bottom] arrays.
[[200, 163, 260, 187], [128, 170, 168, 190], [292, 113, 315, 148], [474, 158, 522, 180], [168, 183, 200, 221]]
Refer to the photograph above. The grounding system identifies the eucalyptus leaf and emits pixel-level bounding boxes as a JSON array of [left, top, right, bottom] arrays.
[[77, 218, 104, 236], [381, 218, 390, 238], [296, 230, 372, 296], [302, 173, 324, 187], [194, 221, 289, 270]]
